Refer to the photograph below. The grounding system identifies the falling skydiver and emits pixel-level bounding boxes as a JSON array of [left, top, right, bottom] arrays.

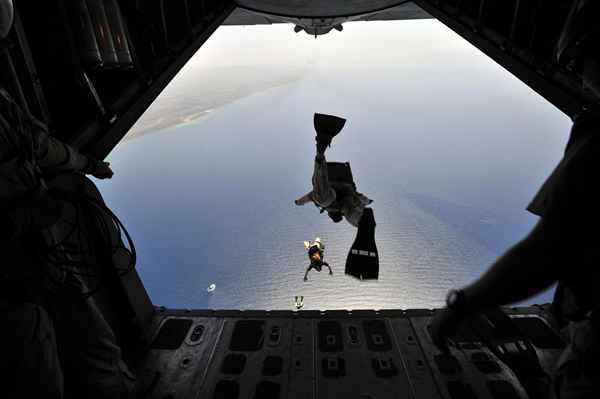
[[303, 237, 332, 281], [294, 113, 373, 227]]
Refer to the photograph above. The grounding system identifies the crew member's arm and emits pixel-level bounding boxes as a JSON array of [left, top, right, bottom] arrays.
[[303, 265, 312, 281], [430, 216, 565, 348], [324, 262, 333, 275], [458, 133, 600, 310], [431, 120, 600, 349], [295, 192, 313, 206], [462, 216, 563, 310], [32, 117, 113, 179]]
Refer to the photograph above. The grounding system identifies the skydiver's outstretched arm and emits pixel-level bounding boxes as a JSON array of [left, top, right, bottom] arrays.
[[303, 266, 312, 281], [295, 192, 313, 206], [324, 262, 333, 275]]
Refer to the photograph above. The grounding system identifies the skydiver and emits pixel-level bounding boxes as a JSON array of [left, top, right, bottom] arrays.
[[294, 296, 304, 309], [0, 2, 134, 397], [303, 238, 333, 281], [295, 113, 373, 227], [429, 3, 600, 396]]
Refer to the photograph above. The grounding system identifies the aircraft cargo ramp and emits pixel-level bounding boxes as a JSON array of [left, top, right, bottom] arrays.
[[137, 306, 564, 399]]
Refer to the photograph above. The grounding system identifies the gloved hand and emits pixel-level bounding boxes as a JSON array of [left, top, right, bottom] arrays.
[[329, 270, 333, 275], [428, 308, 464, 351], [85, 156, 114, 179], [303, 277, 308, 282]]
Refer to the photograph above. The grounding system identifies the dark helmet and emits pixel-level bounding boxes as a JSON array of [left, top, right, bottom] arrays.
[[0, 0, 13, 39], [328, 211, 343, 223]]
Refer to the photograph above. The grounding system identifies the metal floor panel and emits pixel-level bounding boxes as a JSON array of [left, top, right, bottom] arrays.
[[135, 306, 562, 399]]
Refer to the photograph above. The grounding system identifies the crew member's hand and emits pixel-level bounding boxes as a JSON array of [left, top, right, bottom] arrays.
[[93, 161, 114, 179], [329, 270, 333, 275], [429, 308, 463, 351], [303, 277, 308, 282], [86, 156, 114, 179]]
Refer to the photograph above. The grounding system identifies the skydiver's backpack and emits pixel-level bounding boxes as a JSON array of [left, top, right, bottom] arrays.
[[327, 162, 356, 190], [316, 162, 356, 214]]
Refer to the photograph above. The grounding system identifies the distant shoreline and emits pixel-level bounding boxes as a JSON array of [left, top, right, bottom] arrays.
[[122, 66, 307, 143], [122, 109, 215, 143]]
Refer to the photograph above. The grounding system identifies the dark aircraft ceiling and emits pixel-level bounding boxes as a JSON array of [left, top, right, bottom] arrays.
[[228, 0, 429, 19], [224, 2, 430, 36], [224, 2, 430, 27], [235, 0, 414, 17]]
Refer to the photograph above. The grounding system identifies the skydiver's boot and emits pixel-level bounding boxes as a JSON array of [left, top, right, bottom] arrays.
[[314, 113, 346, 155]]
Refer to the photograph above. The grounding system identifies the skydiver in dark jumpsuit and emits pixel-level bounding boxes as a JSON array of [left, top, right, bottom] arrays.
[[295, 113, 373, 227]]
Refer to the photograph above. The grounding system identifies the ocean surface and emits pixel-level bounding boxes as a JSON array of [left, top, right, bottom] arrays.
[[97, 30, 571, 311]]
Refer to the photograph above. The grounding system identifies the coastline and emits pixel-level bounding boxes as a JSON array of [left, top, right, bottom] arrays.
[[122, 66, 308, 142]]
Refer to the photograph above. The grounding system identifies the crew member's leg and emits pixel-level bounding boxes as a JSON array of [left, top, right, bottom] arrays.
[[311, 154, 336, 208], [53, 275, 135, 399], [552, 319, 600, 398], [0, 301, 64, 398]]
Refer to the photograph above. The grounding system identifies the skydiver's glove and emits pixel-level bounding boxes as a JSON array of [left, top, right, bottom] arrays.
[[329, 270, 333, 275], [85, 156, 114, 179], [303, 277, 308, 282]]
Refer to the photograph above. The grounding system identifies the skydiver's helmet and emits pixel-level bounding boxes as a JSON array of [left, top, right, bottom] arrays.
[[0, 0, 13, 39]]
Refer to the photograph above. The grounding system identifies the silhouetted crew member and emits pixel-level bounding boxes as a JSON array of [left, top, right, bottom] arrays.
[[303, 239, 332, 281], [430, 5, 600, 395], [0, 2, 133, 397], [295, 113, 372, 227]]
